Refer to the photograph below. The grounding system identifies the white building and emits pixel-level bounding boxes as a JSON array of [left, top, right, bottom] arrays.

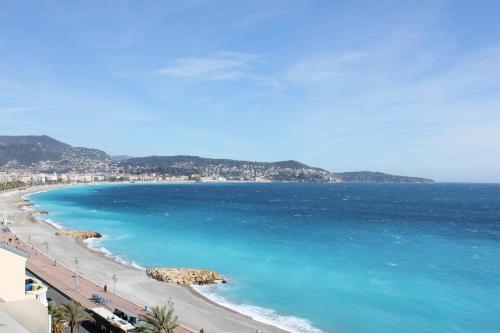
[[18, 175, 32, 184], [35, 174, 46, 184], [0, 243, 50, 333], [68, 174, 79, 183], [46, 173, 58, 182], [0, 172, 8, 183], [58, 174, 69, 183], [82, 174, 93, 182], [93, 175, 105, 182]]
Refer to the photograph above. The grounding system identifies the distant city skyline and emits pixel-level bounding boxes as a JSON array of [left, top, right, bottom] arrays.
[[1, 1, 499, 182]]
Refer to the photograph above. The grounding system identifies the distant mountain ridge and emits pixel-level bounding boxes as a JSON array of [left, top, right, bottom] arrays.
[[121, 155, 316, 170], [0, 135, 109, 167], [0, 135, 434, 183], [120, 155, 334, 182], [111, 155, 134, 162]]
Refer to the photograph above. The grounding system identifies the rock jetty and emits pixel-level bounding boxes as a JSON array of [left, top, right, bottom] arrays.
[[55, 230, 102, 239], [146, 268, 225, 285], [17, 199, 33, 208], [32, 210, 48, 215]]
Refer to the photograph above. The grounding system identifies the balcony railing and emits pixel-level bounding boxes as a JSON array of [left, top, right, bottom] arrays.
[[25, 277, 48, 306]]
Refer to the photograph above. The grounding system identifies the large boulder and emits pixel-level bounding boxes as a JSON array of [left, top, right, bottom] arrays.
[[146, 268, 225, 285]]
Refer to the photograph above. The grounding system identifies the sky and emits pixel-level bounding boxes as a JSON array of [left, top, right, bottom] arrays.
[[1, 0, 499, 182]]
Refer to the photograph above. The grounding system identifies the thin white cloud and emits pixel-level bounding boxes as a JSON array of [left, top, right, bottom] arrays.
[[214, 51, 262, 62], [157, 56, 246, 80], [156, 52, 280, 87], [285, 52, 367, 83]]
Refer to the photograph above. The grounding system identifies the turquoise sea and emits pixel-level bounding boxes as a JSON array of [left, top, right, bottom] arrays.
[[29, 183, 500, 333]]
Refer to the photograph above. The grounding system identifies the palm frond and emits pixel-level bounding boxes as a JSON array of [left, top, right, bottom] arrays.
[[58, 300, 94, 332], [139, 305, 179, 333], [51, 310, 67, 333]]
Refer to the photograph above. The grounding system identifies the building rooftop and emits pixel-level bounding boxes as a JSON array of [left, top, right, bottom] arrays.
[[91, 307, 135, 331], [0, 309, 32, 333]]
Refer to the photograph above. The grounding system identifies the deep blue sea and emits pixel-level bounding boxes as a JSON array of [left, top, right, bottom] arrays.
[[29, 183, 500, 333]]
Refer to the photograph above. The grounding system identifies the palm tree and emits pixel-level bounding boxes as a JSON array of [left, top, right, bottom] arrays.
[[47, 301, 57, 315], [138, 305, 179, 333], [58, 300, 94, 333], [48, 301, 66, 333], [51, 309, 66, 333]]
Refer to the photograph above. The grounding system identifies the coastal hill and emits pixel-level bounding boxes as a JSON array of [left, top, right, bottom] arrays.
[[335, 171, 433, 183], [119, 156, 433, 183], [0, 135, 109, 166], [120, 155, 335, 182], [0, 135, 433, 183], [122, 155, 314, 170]]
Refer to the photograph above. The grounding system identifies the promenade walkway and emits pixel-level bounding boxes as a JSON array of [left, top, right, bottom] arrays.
[[0, 229, 191, 333]]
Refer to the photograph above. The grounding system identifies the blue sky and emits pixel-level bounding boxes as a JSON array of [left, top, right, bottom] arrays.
[[1, 1, 499, 182]]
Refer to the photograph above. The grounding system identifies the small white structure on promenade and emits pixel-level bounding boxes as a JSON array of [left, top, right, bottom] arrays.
[[91, 307, 136, 332], [0, 242, 50, 333]]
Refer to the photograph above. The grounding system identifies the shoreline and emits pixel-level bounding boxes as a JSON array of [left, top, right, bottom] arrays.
[[0, 184, 292, 333]]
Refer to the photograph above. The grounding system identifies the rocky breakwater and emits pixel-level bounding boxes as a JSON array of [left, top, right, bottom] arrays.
[[17, 198, 33, 208], [32, 210, 48, 215], [146, 268, 226, 285], [55, 230, 102, 239], [31, 210, 49, 222]]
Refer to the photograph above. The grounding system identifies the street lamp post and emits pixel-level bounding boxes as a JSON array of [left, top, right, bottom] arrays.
[[42, 241, 50, 261], [112, 273, 117, 304], [74, 257, 79, 290]]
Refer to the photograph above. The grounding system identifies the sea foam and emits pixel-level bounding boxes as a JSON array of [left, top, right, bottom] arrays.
[[84, 236, 146, 270], [193, 285, 324, 333], [43, 218, 64, 230]]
